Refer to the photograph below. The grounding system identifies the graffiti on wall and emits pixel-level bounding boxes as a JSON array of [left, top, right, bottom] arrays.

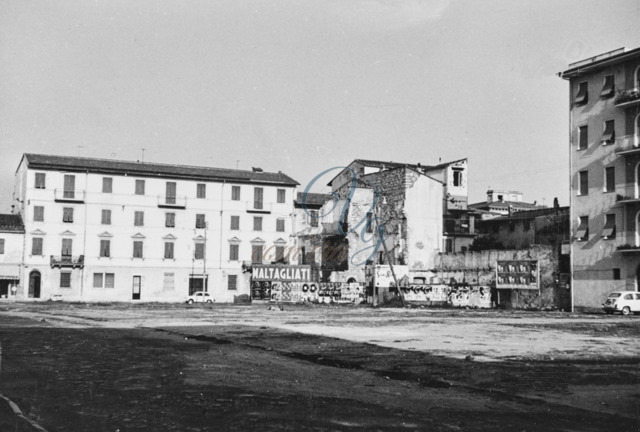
[[400, 284, 491, 308], [267, 282, 366, 304]]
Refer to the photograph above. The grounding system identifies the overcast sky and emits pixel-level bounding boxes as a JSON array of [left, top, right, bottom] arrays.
[[1, 0, 640, 212]]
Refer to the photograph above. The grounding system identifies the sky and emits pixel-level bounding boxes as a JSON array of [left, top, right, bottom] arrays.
[[1, 0, 640, 212]]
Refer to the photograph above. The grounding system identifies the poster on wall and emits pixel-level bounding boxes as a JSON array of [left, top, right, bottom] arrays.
[[374, 265, 409, 288], [496, 260, 539, 290]]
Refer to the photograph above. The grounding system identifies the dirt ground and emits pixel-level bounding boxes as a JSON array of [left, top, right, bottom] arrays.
[[0, 302, 638, 431]]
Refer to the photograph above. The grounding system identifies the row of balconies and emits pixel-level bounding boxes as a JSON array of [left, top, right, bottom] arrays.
[[50, 255, 84, 268], [50, 189, 278, 212]]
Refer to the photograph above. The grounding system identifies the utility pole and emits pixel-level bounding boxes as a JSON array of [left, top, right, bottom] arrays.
[[203, 221, 208, 294]]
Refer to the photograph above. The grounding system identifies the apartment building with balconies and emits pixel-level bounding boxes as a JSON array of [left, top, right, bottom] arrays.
[[559, 46, 640, 310], [12, 154, 298, 302]]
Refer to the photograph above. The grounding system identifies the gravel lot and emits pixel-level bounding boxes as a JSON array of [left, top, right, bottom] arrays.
[[0, 302, 638, 431]]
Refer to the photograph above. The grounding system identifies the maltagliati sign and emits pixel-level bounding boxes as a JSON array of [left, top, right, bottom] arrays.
[[251, 265, 315, 282]]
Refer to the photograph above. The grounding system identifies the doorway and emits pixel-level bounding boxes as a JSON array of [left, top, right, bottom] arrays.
[[29, 270, 41, 299], [132, 275, 141, 300], [189, 275, 208, 295]]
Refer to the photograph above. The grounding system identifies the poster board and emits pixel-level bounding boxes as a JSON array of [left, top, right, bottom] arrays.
[[496, 260, 539, 290]]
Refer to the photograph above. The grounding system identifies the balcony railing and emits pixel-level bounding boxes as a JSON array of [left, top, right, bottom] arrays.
[[50, 255, 85, 268], [614, 87, 640, 107], [157, 195, 187, 209], [614, 194, 640, 206], [245, 201, 272, 213], [444, 219, 476, 236], [614, 135, 640, 155], [53, 189, 85, 203], [616, 244, 640, 253]]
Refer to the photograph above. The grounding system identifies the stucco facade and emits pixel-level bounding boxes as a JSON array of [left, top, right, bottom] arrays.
[[12, 154, 298, 302], [560, 47, 640, 310]]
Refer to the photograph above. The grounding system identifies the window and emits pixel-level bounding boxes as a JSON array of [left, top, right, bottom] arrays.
[[275, 246, 286, 263], [601, 74, 614, 98], [163, 273, 175, 291], [602, 120, 615, 144], [523, 219, 531, 231], [135, 179, 145, 195], [63, 175, 75, 199], [613, 268, 621, 280], [605, 166, 615, 193], [61, 239, 72, 256], [194, 242, 205, 259], [452, 169, 463, 187], [228, 275, 237, 290], [276, 218, 285, 232], [32, 237, 43, 255], [101, 209, 112, 225], [133, 241, 143, 258], [305, 248, 315, 264], [0, 239, 4, 254], [254, 187, 264, 209], [310, 210, 319, 228], [102, 177, 113, 193], [35, 173, 46, 189], [230, 215, 240, 230], [578, 125, 588, 150], [252, 245, 263, 263], [229, 244, 239, 261], [253, 216, 262, 231], [166, 182, 176, 204], [578, 171, 588, 195], [165, 212, 175, 228], [365, 212, 373, 233], [63, 207, 74, 223], [509, 221, 515, 232], [231, 185, 241, 201], [60, 272, 71, 288], [134, 211, 144, 226], [164, 242, 174, 259], [277, 189, 286, 203], [197, 183, 206, 198], [34, 206, 44, 222], [602, 214, 616, 239], [93, 273, 115, 288], [195, 214, 206, 229], [575, 81, 588, 105], [100, 240, 110, 257], [575, 216, 589, 241]]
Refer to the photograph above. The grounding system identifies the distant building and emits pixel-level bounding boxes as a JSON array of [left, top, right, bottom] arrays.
[[12, 154, 298, 302], [559, 46, 640, 310], [469, 190, 545, 219], [0, 214, 24, 299], [328, 158, 473, 253]]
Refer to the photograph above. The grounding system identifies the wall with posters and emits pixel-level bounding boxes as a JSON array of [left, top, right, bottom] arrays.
[[434, 245, 568, 310]]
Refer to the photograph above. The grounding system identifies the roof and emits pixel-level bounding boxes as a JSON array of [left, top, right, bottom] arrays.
[[0, 214, 24, 233], [469, 200, 545, 211], [480, 207, 568, 221], [295, 192, 333, 208], [21, 154, 299, 187], [559, 46, 640, 79], [327, 157, 467, 186]]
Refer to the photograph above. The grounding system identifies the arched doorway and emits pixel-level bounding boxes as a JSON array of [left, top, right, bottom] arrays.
[[28, 270, 41, 299]]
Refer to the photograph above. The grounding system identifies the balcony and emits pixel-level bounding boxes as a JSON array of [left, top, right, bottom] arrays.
[[615, 87, 640, 108], [614, 135, 640, 156], [245, 201, 272, 214], [50, 255, 85, 269], [157, 195, 187, 209], [444, 219, 476, 237], [614, 194, 640, 207], [616, 244, 640, 254], [54, 189, 85, 203]]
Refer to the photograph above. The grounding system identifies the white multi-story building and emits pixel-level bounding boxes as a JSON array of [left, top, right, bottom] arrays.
[[12, 154, 298, 302]]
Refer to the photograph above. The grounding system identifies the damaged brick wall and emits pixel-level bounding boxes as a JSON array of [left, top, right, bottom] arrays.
[[434, 245, 566, 310]]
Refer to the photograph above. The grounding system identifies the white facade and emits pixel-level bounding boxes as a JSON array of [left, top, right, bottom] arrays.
[[13, 155, 297, 302], [0, 220, 24, 299]]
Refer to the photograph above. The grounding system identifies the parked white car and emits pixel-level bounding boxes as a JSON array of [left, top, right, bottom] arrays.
[[185, 291, 213, 304], [602, 291, 640, 315]]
